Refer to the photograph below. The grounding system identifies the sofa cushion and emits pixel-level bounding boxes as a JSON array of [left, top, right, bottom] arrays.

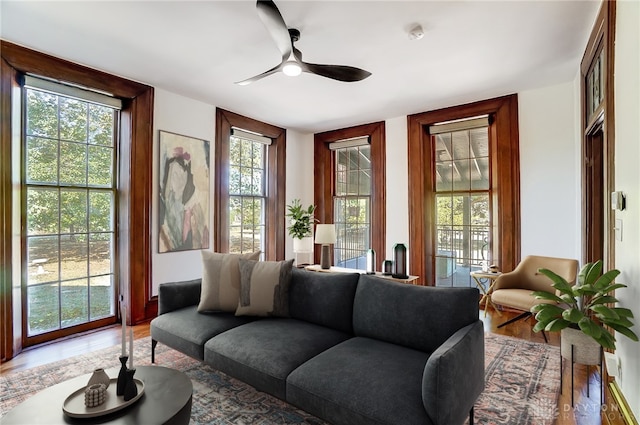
[[150, 306, 255, 360], [198, 250, 260, 313], [286, 337, 433, 425], [235, 258, 294, 317], [289, 268, 360, 334], [353, 275, 479, 353], [204, 318, 351, 400]]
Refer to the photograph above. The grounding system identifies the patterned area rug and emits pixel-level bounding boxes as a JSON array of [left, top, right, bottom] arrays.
[[1, 333, 559, 424]]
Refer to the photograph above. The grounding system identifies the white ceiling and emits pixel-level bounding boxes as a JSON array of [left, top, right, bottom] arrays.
[[1, 0, 600, 133]]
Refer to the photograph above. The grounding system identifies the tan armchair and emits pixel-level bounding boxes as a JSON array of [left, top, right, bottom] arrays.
[[491, 255, 579, 341]]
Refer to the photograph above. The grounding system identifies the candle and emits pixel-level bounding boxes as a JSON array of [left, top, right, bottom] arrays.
[[120, 300, 126, 357], [129, 327, 134, 369]]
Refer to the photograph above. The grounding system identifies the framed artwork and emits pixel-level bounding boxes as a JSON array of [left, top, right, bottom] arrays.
[[158, 130, 210, 253]]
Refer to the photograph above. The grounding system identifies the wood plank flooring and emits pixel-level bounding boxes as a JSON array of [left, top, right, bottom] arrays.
[[0, 309, 627, 425]]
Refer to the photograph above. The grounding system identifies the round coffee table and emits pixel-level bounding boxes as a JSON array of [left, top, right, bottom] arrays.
[[2, 365, 192, 425]]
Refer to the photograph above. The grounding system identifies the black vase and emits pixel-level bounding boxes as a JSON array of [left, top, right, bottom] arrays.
[[392, 243, 408, 279], [116, 355, 128, 396], [123, 368, 138, 401]]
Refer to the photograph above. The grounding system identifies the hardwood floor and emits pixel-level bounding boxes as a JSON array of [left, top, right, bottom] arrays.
[[0, 309, 628, 425]]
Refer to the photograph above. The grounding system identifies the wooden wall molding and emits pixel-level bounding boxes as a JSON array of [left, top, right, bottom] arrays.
[[407, 94, 520, 284], [0, 41, 154, 358]]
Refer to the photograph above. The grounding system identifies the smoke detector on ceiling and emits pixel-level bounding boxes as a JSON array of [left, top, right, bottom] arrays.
[[408, 24, 424, 41]]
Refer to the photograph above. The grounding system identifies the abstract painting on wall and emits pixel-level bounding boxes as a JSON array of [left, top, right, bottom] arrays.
[[158, 130, 210, 253]]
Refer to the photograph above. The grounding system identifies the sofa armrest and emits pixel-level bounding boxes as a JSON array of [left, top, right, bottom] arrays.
[[422, 320, 485, 425], [157, 279, 202, 315]]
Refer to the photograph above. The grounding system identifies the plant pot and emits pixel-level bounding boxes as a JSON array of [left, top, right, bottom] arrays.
[[87, 368, 110, 389], [560, 327, 601, 365], [293, 236, 313, 253]]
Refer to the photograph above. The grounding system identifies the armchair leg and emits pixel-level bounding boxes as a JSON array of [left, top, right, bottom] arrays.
[[469, 407, 474, 424], [151, 339, 158, 363], [497, 311, 531, 328]]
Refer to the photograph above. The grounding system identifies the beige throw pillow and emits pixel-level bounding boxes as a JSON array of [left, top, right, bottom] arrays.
[[235, 259, 294, 317], [198, 250, 261, 313]]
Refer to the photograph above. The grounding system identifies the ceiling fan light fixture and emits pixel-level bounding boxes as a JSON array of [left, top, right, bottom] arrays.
[[282, 61, 302, 77]]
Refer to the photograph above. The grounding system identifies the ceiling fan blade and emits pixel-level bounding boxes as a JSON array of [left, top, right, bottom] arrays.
[[256, 0, 293, 60], [235, 62, 283, 85], [301, 62, 372, 82]]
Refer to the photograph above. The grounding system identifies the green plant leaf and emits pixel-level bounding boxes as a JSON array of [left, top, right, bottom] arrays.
[[574, 284, 598, 295], [593, 269, 621, 290], [599, 283, 627, 294], [531, 303, 563, 314], [593, 329, 616, 350], [582, 261, 603, 286], [545, 318, 570, 332], [532, 291, 564, 303], [562, 308, 584, 323], [578, 317, 602, 339], [589, 295, 618, 306], [538, 268, 574, 295], [560, 294, 578, 305], [603, 316, 635, 328], [608, 323, 639, 342], [611, 307, 634, 318], [533, 321, 548, 333], [590, 305, 620, 320], [535, 306, 564, 323]]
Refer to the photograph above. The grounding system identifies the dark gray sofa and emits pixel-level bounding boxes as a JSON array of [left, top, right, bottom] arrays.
[[150, 268, 484, 425]]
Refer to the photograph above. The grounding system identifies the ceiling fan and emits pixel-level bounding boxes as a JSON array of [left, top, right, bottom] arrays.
[[235, 0, 372, 85]]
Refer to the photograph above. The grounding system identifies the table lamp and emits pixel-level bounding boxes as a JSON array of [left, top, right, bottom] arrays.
[[315, 224, 336, 269]]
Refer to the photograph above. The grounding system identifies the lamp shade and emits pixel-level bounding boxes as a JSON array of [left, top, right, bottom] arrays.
[[314, 224, 336, 244]]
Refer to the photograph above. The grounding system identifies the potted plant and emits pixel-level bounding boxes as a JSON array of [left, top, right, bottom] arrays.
[[531, 260, 638, 363], [286, 199, 316, 262]]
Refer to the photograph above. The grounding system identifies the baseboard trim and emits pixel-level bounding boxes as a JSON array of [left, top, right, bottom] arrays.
[[609, 381, 638, 425]]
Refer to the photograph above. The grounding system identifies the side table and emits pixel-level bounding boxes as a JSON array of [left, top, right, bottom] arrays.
[[470, 271, 502, 316], [2, 365, 192, 425]]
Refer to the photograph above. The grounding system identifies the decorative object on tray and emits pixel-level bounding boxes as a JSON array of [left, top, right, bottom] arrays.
[[62, 378, 145, 419], [123, 369, 138, 401], [392, 243, 408, 279], [116, 356, 128, 396], [84, 383, 106, 407], [87, 368, 110, 390]]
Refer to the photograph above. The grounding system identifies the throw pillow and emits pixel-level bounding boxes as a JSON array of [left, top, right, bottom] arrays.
[[235, 258, 294, 317], [198, 250, 261, 313]]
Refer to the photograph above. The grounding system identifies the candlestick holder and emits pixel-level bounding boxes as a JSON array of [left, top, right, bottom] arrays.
[[123, 368, 138, 401], [116, 355, 128, 396]]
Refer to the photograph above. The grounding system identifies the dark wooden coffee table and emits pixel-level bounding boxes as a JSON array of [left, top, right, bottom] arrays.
[[2, 365, 192, 425]]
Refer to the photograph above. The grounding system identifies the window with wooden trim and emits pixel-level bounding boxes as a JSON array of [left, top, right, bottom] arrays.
[[408, 95, 520, 284], [314, 122, 385, 270], [214, 109, 286, 260]]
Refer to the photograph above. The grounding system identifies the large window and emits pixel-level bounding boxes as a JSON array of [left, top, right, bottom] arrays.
[[228, 130, 269, 255], [214, 109, 286, 260], [2, 41, 153, 358], [314, 122, 385, 270], [431, 117, 490, 286], [408, 95, 520, 283], [332, 138, 371, 269], [23, 78, 119, 336]]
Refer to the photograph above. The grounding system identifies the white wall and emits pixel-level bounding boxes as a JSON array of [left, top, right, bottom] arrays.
[[284, 129, 315, 260], [151, 89, 216, 295], [614, 0, 640, 416], [518, 82, 581, 261], [385, 117, 410, 262]]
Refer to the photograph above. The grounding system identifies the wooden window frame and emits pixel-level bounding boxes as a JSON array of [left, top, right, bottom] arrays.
[[313, 122, 386, 266], [1, 41, 154, 359], [407, 95, 520, 283], [214, 108, 286, 260]]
